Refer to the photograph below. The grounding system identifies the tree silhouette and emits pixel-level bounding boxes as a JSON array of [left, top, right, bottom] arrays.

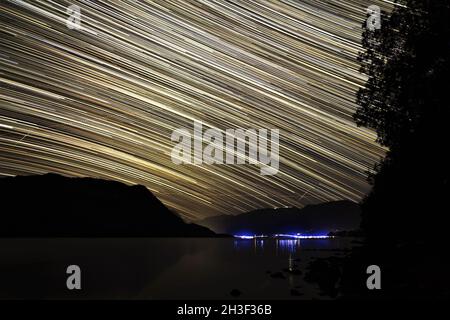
[[355, 0, 450, 246]]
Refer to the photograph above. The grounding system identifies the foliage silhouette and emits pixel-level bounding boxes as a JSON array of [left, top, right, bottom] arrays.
[[306, 1, 450, 298], [355, 0, 450, 246]]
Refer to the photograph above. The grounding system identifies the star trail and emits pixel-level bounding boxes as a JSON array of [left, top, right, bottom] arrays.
[[0, 0, 390, 219]]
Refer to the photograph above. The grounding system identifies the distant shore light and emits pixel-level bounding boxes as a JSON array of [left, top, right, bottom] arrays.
[[234, 234, 332, 240]]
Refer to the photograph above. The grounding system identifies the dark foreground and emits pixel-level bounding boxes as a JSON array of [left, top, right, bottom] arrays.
[[0, 237, 357, 300]]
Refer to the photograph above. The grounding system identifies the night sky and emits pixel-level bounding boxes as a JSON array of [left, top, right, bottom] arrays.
[[0, 0, 391, 219]]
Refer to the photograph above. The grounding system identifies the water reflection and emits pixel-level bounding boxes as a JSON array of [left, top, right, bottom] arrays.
[[0, 238, 352, 299], [233, 238, 301, 255], [276, 239, 301, 254]]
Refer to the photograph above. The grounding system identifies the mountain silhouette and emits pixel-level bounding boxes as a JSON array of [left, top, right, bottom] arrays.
[[0, 173, 216, 237], [195, 200, 361, 235]]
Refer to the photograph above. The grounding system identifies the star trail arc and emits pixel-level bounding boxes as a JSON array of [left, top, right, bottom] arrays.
[[0, 0, 389, 219]]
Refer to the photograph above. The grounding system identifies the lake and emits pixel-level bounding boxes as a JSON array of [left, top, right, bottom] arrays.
[[0, 238, 356, 299]]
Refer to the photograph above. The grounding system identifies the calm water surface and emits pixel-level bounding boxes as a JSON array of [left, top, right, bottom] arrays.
[[0, 238, 355, 299]]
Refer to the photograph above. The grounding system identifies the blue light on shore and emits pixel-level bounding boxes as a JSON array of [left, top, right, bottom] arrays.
[[234, 235, 255, 239], [234, 234, 268, 239], [234, 233, 332, 240], [274, 233, 331, 239]]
